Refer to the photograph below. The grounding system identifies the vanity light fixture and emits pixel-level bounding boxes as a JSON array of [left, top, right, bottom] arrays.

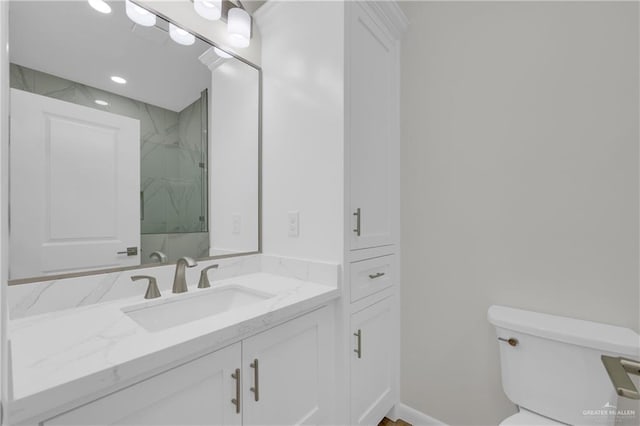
[[169, 23, 196, 46], [88, 0, 111, 14], [94, 99, 109, 106], [125, 0, 156, 27], [194, 0, 222, 21], [227, 6, 251, 48], [110, 75, 127, 84], [214, 47, 232, 59]]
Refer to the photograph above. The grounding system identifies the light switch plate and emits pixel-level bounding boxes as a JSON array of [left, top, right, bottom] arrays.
[[288, 211, 299, 237]]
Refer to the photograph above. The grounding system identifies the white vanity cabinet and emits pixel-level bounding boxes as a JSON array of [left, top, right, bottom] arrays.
[[43, 343, 242, 426], [350, 295, 395, 426], [344, 1, 405, 425], [347, 1, 401, 252], [242, 306, 332, 425], [37, 307, 332, 426]]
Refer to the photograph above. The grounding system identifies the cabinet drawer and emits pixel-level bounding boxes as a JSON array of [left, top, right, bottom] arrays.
[[350, 255, 394, 302]]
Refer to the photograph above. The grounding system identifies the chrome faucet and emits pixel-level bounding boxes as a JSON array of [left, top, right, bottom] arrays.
[[173, 257, 197, 293], [149, 251, 168, 264]]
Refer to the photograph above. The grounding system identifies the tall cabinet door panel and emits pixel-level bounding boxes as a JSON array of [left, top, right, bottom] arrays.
[[242, 308, 331, 426], [348, 3, 397, 251], [43, 343, 242, 426], [350, 296, 395, 425]]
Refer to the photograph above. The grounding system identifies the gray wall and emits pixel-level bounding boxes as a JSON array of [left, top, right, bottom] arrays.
[[399, 2, 639, 425]]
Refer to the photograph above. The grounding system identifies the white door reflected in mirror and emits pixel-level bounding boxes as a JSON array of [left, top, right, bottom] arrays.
[[10, 89, 140, 278]]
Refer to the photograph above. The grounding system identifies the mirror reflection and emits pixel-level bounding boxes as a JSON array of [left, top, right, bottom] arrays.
[[8, 1, 260, 281]]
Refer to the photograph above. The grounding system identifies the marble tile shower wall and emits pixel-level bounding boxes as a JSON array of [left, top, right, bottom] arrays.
[[10, 64, 209, 262]]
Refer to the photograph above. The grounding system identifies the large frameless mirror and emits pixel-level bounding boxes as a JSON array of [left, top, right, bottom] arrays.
[[8, 0, 260, 283]]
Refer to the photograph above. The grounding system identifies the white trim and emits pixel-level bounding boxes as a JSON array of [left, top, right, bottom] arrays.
[[388, 403, 448, 426], [0, 0, 8, 423]]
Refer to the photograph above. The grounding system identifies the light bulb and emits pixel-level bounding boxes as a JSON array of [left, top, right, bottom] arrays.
[[88, 0, 111, 14], [227, 8, 251, 48], [125, 0, 156, 27], [194, 0, 221, 21], [169, 23, 195, 46]]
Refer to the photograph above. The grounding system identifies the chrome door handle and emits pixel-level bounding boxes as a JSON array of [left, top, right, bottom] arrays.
[[117, 247, 138, 256], [354, 329, 362, 359], [231, 368, 241, 413], [368, 272, 385, 279], [250, 359, 259, 401], [353, 208, 361, 236], [602, 356, 640, 399]]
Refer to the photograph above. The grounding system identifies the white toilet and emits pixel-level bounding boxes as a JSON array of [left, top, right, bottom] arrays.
[[488, 305, 640, 426]]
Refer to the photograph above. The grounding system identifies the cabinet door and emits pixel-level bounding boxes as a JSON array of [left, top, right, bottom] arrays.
[[242, 307, 332, 425], [348, 2, 398, 251], [350, 296, 395, 425], [44, 343, 242, 426]]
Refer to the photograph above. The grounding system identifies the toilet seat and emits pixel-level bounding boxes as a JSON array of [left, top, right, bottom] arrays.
[[500, 409, 564, 426]]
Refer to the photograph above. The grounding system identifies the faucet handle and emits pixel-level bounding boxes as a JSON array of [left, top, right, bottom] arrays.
[[198, 264, 219, 289], [131, 275, 161, 299]]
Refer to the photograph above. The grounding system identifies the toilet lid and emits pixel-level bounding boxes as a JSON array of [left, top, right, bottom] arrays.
[[500, 409, 563, 426]]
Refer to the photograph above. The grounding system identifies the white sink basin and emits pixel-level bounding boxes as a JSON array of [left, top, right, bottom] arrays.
[[122, 285, 274, 332]]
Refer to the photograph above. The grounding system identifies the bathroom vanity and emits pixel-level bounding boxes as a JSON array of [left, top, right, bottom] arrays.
[[9, 271, 339, 424]]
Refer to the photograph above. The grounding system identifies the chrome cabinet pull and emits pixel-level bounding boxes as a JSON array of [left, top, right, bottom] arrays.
[[602, 356, 640, 400], [250, 359, 259, 401], [354, 329, 362, 359], [231, 368, 241, 413], [353, 208, 361, 236], [368, 272, 385, 279]]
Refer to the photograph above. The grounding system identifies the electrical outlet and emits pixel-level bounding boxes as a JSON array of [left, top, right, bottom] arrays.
[[288, 211, 299, 237], [232, 214, 241, 235]]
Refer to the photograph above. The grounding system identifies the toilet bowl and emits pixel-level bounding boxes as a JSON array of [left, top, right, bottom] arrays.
[[488, 305, 640, 426]]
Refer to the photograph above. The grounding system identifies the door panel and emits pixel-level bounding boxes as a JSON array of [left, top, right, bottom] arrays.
[[43, 343, 242, 425], [10, 89, 140, 278], [350, 296, 394, 425], [242, 308, 331, 425], [348, 5, 395, 250]]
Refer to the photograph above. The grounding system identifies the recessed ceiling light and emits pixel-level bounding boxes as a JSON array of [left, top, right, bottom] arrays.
[[213, 47, 232, 59], [110, 76, 127, 84], [88, 0, 112, 14], [95, 99, 109, 106]]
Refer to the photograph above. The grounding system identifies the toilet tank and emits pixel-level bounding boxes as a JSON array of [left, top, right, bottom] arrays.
[[488, 305, 640, 426]]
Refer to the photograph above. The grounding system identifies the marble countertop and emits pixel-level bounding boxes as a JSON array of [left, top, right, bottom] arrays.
[[8, 272, 340, 423]]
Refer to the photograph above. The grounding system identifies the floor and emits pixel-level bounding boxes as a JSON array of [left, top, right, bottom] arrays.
[[379, 417, 412, 426]]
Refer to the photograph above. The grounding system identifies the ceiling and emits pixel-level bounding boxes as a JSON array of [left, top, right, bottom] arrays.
[[9, 1, 213, 112]]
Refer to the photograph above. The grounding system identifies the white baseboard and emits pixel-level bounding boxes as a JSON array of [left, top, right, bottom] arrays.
[[387, 402, 448, 426]]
